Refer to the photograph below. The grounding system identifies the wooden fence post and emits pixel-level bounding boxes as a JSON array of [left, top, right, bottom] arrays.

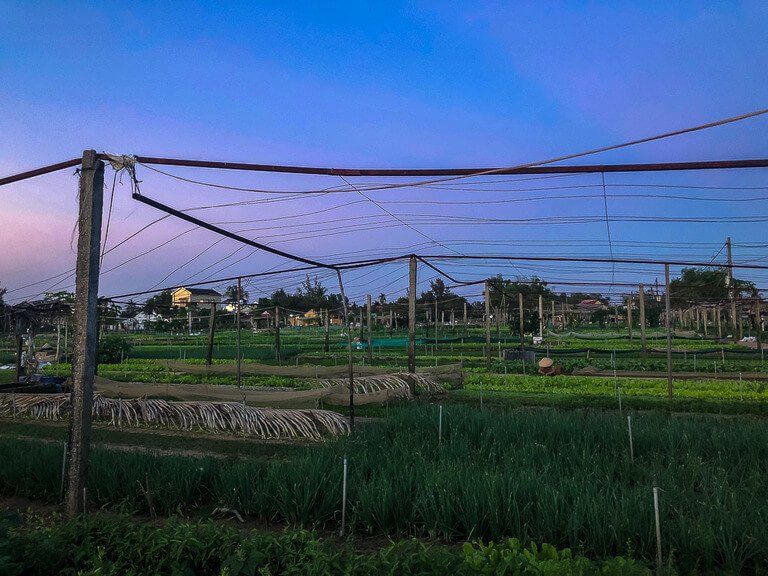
[[638, 284, 647, 359], [274, 306, 281, 361], [484, 281, 491, 370], [206, 303, 217, 366], [65, 149, 104, 519], [366, 294, 373, 363], [665, 264, 673, 398], [236, 277, 242, 388], [408, 256, 417, 381]]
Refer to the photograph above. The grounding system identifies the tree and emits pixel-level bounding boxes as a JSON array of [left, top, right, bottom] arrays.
[[418, 278, 466, 314], [121, 300, 140, 319], [669, 267, 754, 308], [224, 284, 249, 305], [143, 291, 173, 316]]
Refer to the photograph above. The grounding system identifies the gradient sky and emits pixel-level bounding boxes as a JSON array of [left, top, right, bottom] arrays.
[[2, 1, 768, 304]]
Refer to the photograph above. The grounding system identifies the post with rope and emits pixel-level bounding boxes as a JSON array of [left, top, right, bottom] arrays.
[[664, 264, 674, 399], [484, 281, 491, 370], [65, 149, 104, 519], [366, 294, 373, 364], [407, 257, 417, 386]]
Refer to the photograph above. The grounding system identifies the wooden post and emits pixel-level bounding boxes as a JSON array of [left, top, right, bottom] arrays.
[[638, 284, 647, 358], [755, 296, 763, 351], [703, 307, 708, 336], [236, 277, 242, 388], [205, 303, 217, 366], [518, 293, 524, 345], [63, 321, 69, 362], [55, 320, 62, 362], [716, 305, 722, 338], [538, 294, 544, 338], [627, 296, 633, 339], [324, 308, 330, 352], [484, 281, 491, 369], [407, 256, 417, 378], [366, 294, 373, 363], [65, 149, 104, 519], [274, 306, 281, 361], [14, 335, 23, 382], [358, 310, 364, 341], [727, 237, 738, 341], [551, 300, 555, 330], [665, 264, 673, 398], [434, 299, 439, 341], [335, 271, 355, 429]]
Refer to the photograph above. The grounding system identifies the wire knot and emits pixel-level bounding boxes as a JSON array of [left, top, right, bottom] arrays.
[[104, 153, 137, 172]]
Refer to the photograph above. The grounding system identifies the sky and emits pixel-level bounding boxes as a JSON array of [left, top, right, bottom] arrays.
[[1, 1, 768, 305]]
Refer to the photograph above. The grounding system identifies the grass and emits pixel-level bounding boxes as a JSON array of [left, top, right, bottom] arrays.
[[1, 404, 767, 573]]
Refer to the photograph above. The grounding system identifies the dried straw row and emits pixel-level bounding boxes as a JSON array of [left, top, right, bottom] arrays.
[[317, 372, 445, 394], [0, 393, 349, 440]]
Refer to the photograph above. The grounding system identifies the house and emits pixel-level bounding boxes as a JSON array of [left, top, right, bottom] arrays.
[[289, 309, 321, 327], [171, 287, 222, 309]]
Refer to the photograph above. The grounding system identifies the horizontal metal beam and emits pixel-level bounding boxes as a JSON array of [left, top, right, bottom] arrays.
[[131, 156, 768, 177], [0, 158, 81, 187]]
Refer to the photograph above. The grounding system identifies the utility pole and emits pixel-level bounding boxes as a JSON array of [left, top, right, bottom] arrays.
[[665, 264, 673, 399], [236, 277, 242, 389], [65, 150, 104, 519], [638, 284, 647, 359], [484, 281, 491, 370], [726, 237, 738, 341], [407, 256, 417, 380], [366, 294, 373, 363], [205, 303, 217, 366]]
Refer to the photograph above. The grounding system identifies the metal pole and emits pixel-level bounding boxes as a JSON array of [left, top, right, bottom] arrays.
[[236, 278, 242, 389], [665, 264, 673, 398], [408, 257, 417, 380], [65, 149, 104, 519]]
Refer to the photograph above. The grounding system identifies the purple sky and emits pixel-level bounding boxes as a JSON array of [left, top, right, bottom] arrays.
[[2, 1, 768, 304]]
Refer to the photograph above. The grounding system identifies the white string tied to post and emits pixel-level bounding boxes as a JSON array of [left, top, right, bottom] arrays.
[[104, 153, 137, 174]]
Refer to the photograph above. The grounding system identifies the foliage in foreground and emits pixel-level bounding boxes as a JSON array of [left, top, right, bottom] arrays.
[[1, 405, 766, 573], [0, 513, 657, 576]]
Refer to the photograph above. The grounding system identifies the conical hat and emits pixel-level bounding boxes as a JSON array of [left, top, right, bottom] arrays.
[[538, 357, 554, 369]]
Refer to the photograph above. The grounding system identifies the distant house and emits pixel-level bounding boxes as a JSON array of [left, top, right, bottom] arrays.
[[289, 309, 321, 327], [171, 287, 222, 309]]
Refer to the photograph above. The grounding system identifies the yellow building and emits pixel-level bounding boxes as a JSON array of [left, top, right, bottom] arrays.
[[171, 287, 222, 309]]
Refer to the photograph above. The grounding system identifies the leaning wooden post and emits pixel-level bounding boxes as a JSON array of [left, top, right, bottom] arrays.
[[407, 257, 417, 383], [366, 294, 373, 363], [274, 306, 281, 361], [205, 303, 217, 366], [65, 149, 104, 519], [236, 277, 242, 389], [638, 284, 647, 359], [665, 264, 673, 398], [484, 281, 491, 370], [323, 308, 330, 352], [335, 271, 355, 430]]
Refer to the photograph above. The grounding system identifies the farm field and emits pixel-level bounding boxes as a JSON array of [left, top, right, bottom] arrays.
[[2, 404, 767, 574]]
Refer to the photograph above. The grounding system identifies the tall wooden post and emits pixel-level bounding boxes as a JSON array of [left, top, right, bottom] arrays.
[[727, 237, 738, 341], [518, 293, 524, 345], [665, 264, 673, 399], [638, 284, 647, 358], [274, 306, 281, 361], [716, 305, 722, 338], [14, 335, 23, 381], [755, 296, 763, 351], [550, 300, 555, 330], [205, 303, 217, 366], [627, 296, 633, 339], [463, 301, 468, 337], [236, 277, 242, 388], [484, 281, 491, 369], [538, 294, 544, 337], [434, 299, 439, 341], [55, 320, 62, 362], [323, 308, 330, 352], [366, 294, 373, 363], [407, 257, 417, 378], [65, 149, 104, 519]]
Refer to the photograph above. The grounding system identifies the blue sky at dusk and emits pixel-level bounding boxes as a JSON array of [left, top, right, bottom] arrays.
[[2, 1, 768, 303]]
